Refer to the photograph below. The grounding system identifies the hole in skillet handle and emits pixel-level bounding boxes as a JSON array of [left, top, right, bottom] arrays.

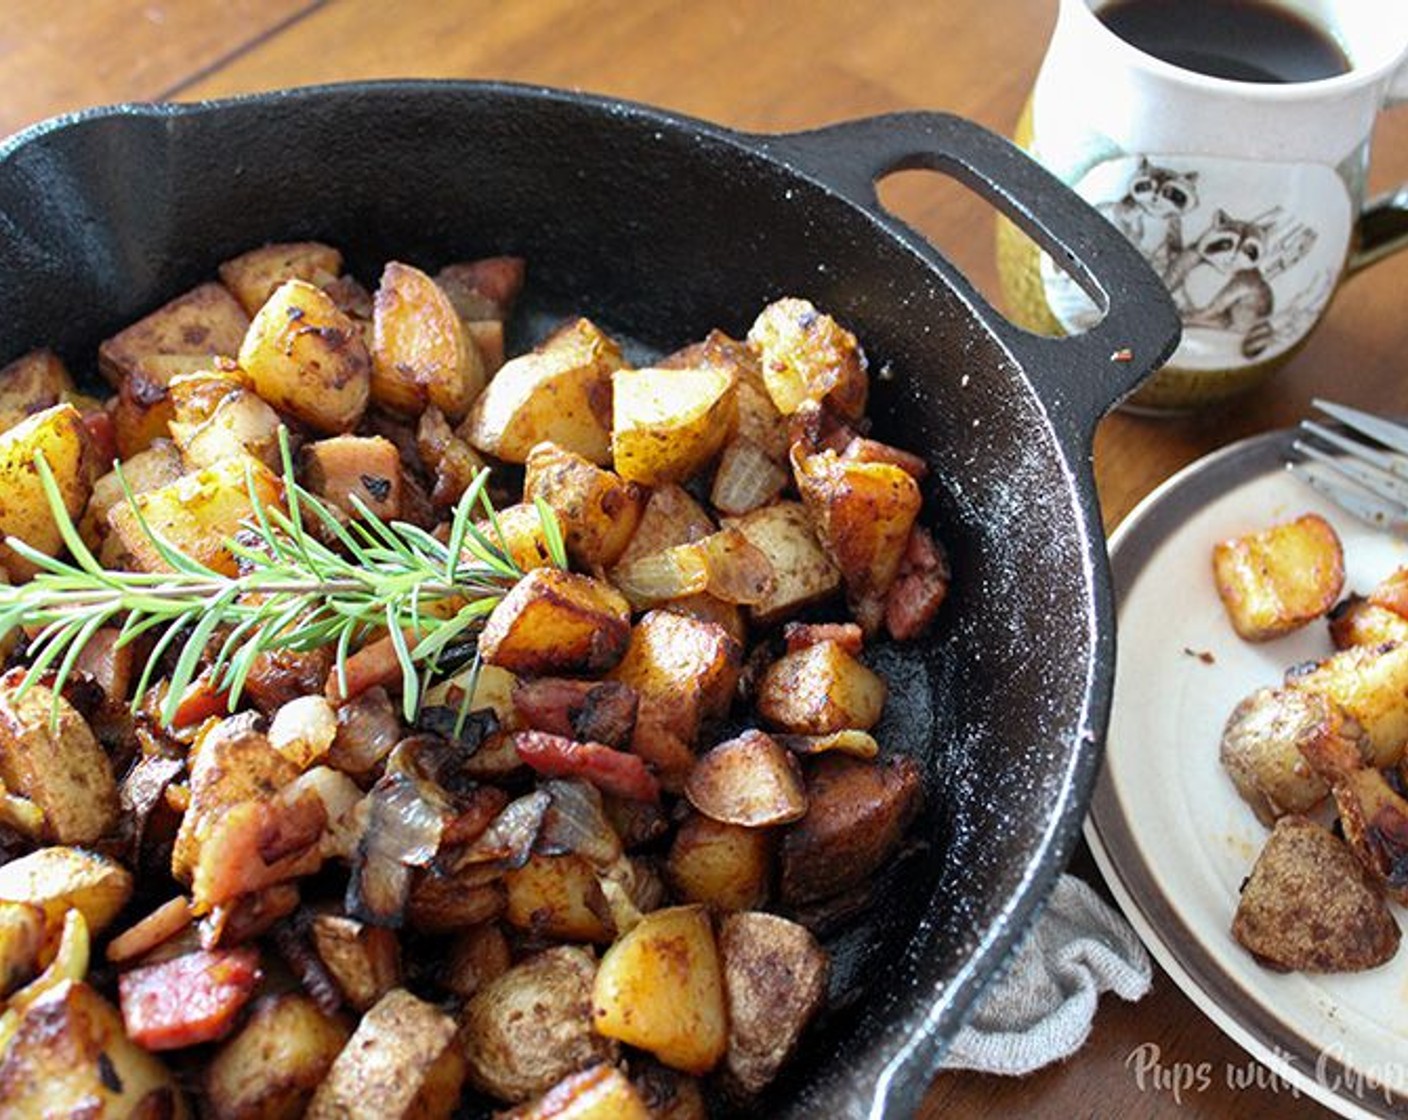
[[758, 112, 1183, 444]]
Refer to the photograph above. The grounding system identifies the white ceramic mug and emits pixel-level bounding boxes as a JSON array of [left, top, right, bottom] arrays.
[[998, 0, 1408, 411]]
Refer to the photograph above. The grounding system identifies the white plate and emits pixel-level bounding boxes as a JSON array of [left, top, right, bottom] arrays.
[[1086, 429, 1408, 1119]]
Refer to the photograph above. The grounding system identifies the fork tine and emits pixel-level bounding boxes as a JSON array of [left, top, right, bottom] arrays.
[[1291, 438, 1408, 507], [1287, 462, 1408, 535], [1290, 400, 1408, 536], [1312, 399, 1408, 459]]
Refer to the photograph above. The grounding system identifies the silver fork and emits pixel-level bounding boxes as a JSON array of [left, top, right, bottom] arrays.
[[1290, 399, 1408, 535]]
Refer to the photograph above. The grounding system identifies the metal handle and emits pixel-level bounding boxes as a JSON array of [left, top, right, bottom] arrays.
[[757, 112, 1182, 448]]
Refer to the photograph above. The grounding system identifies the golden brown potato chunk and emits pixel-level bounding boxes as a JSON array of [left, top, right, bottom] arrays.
[[479, 568, 632, 676], [461, 945, 617, 1104], [218, 240, 343, 317], [747, 297, 868, 420], [372, 260, 485, 421], [1232, 815, 1399, 972], [302, 434, 404, 522], [98, 281, 250, 389], [611, 365, 738, 485], [307, 988, 466, 1120], [0, 349, 75, 434], [1329, 595, 1408, 650], [503, 1064, 653, 1120], [666, 811, 774, 912], [756, 639, 886, 735], [721, 502, 842, 624], [0, 402, 94, 579], [462, 318, 621, 465], [474, 501, 556, 572], [780, 754, 923, 907], [311, 913, 403, 1012], [0, 846, 133, 950], [0, 671, 118, 844], [524, 441, 645, 569], [1290, 640, 1408, 768], [166, 368, 283, 470], [612, 483, 715, 570], [504, 853, 613, 943], [238, 278, 371, 434], [1219, 686, 1337, 826], [1213, 513, 1345, 642], [719, 911, 829, 1095], [684, 730, 807, 828]]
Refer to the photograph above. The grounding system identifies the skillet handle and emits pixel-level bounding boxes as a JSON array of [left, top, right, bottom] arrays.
[[760, 112, 1182, 444]]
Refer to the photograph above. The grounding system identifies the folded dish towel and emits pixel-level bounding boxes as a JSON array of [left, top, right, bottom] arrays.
[[939, 874, 1151, 1076]]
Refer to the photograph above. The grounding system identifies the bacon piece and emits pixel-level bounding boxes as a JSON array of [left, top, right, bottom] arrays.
[[783, 621, 864, 656], [884, 526, 951, 641], [840, 436, 928, 479], [510, 731, 661, 803], [118, 947, 261, 1050], [512, 678, 639, 748]]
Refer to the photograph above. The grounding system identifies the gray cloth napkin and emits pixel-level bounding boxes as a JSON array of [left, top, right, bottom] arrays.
[[939, 874, 1152, 1076]]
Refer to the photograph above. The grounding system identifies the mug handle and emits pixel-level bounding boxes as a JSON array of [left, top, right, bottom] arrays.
[[1347, 56, 1408, 273]]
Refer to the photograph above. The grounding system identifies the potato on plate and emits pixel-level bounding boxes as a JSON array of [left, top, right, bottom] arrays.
[[238, 278, 371, 434], [1290, 640, 1408, 768], [1329, 595, 1408, 650], [372, 260, 485, 421], [1219, 686, 1336, 826], [756, 639, 886, 735], [0, 402, 94, 578], [747, 297, 867, 420], [462, 317, 621, 465], [218, 240, 343, 317], [611, 364, 737, 485], [524, 441, 645, 569], [307, 988, 466, 1120], [1213, 513, 1345, 641], [479, 568, 632, 676]]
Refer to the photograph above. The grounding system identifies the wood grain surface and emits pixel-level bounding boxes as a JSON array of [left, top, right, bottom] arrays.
[[5, 2, 1407, 1117]]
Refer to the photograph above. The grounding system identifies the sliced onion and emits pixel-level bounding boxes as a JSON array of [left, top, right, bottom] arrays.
[[345, 767, 450, 926], [328, 686, 401, 775], [611, 543, 710, 609], [106, 897, 194, 964], [699, 527, 776, 606], [535, 779, 623, 868], [710, 437, 789, 515], [448, 790, 551, 873], [269, 695, 338, 770], [775, 729, 880, 759]]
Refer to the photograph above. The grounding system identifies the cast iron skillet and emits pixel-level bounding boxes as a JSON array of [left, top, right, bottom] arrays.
[[0, 81, 1179, 1117]]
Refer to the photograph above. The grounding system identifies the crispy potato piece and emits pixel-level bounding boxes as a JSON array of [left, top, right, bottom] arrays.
[[665, 812, 774, 911], [82, 437, 184, 550], [462, 318, 621, 465], [0, 349, 74, 434], [1232, 815, 1399, 972], [684, 730, 807, 827], [107, 453, 284, 577], [1291, 641, 1408, 768], [308, 988, 466, 1120], [434, 256, 526, 322], [0, 899, 45, 996], [612, 365, 738, 485], [406, 869, 506, 934], [311, 913, 403, 1012], [1329, 595, 1408, 650], [0, 846, 133, 948], [218, 240, 343, 317], [239, 279, 371, 434], [612, 483, 715, 570], [757, 640, 886, 735], [0, 402, 94, 578], [664, 593, 747, 647], [302, 434, 403, 521], [461, 945, 617, 1104], [1219, 686, 1336, 826], [111, 370, 178, 458], [504, 1064, 653, 1120], [205, 993, 352, 1120], [662, 330, 786, 463], [479, 568, 632, 676], [719, 911, 829, 1094], [474, 501, 556, 571], [747, 297, 867, 420], [0, 671, 118, 844], [167, 368, 282, 470], [1213, 514, 1345, 641], [780, 754, 923, 907], [524, 442, 645, 569], [793, 446, 922, 626], [99, 281, 250, 389], [721, 502, 842, 624], [591, 904, 726, 1075], [504, 852, 613, 943], [372, 260, 485, 421], [0, 979, 189, 1118]]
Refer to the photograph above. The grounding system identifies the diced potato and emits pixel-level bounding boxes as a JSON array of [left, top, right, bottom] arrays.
[[461, 945, 617, 1104], [721, 502, 842, 624], [98, 281, 250, 389], [684, 730, 807, 827], [662, 331, 788, 463], [307, 988, 466, 1120], [167, 368, 283, 469], [612, 484, 715, 570], [0, 670, 119, 844], [591, 904, 726, 1075], [719, 911, 829, 1095], [1291, 641, 1408, 768], [1329, 595, 1408, 650], [1219, 686, 1335, 826], [1368, 565, 1408, 618], [441, 922, 512, 999], [665, 812, 774, 911], [611, 365, 737, 485], [780, 754, 923, 908], [473, 501, 557, 572], [406, 868, 506, 933], [218, 240, 344, 317], [524, 441, 645, 568], [1213, 514, 1345, 641], [0, 980, 189, 1118], [310, 913, 402, 1012], [81, 437, 184, 550], [371, 260, 485, 420], [434, 256, 526, 322], [0, 899, 45, 996], [0, 349, 75, 434], [302, 434, 403, 521], [0, 846, 133, 948], [107, 453, 284, 577], [111, 370, 178, 458], [205, 993, 351, 1120], [792, 447, 922, 625], [504, 853, 613, 943], [418, 404, 489, 508], [756, 639, 886, 734], [747, 297, 867, 420], [664, 594, 747, 647], [462, 318, 621, 465], [1232, 815, 1400, 972], [504, 1065, 652, 1120], [479, 568, 632, 676], [0, 402, 94, 578], [238, 278, 371, 434]]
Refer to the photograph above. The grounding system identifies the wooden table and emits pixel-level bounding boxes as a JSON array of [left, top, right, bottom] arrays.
[[5, 2, 1406, 1116]]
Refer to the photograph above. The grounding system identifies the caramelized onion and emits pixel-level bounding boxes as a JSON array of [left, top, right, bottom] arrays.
[[710, 437, 788, 516], [448, 790, 551, 873], [611, 544, 710, 609], [328, 686, 401, 775], [535, 779, 623, 868]]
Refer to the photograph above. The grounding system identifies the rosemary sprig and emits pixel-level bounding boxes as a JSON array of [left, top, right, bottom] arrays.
[[0, 428, 565, 728]]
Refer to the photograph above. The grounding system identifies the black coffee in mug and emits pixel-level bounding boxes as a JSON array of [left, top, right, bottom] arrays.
[[1097, 0, 1352, 83]]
